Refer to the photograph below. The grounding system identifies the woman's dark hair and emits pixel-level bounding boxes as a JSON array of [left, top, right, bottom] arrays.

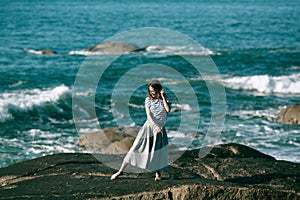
[[148, 80, 162, 99]]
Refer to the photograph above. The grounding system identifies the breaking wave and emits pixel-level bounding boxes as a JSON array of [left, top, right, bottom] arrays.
[[0, 85, 70, 122], [223, 74, 300, 95]]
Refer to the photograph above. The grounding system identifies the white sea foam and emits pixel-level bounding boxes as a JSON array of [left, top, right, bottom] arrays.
[[9, 81, 26, 88], [171, 103, 192, 111], [74, 88, 94, 97], [223, 74, 300, 95], [289, 65, 300, 70], [23, 48, 57, 55], [128, 103, 144, 109], [68, 50, 127, 56], [24, 48, 45, 55], [0, 85, 70, 121], [69, 45, 216, 56], [145, 45, 215, 56], [168, 130, 189, 138], [0, 128, 82, 168], [229, 108, 278, 121]]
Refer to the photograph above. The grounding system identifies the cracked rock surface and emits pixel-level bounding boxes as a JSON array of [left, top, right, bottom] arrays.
[[0, 143, 299, 199]]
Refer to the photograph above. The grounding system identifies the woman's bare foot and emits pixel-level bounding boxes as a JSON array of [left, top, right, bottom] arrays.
[[110, 171, 123, 181], [155, 171, 161, 181]]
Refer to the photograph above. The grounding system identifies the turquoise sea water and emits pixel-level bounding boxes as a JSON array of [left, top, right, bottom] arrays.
[[0, 0, 299, 168]]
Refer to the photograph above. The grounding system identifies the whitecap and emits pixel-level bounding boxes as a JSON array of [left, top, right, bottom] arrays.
[[171, 103, 192, 111], [24, 48, 45, 55], [128, 103, 144, 109], [145, 45, 216, 56], [9, 81, 26, 88], [0, 85, 70, 122], [69, 50, 103, 56], [228, 108, 278, 121], [23, 48, 57, 55], [69, 50, 132, 56], [223, 74, 300, 95]]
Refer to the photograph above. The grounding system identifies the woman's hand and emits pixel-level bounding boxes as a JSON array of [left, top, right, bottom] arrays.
[[160, 89, 165, 98], [155, 125, 162, 133]]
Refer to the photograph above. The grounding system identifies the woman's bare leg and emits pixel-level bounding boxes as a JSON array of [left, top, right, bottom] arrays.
[[110, 161, 128, 180]]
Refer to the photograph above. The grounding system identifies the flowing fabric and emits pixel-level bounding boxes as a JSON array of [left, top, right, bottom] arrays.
[[123, 96, 170, 172], [123, 120, 169, 172]]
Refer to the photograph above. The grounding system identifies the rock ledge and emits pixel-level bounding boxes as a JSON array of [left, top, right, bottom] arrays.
[[0, 143, 299, 200]]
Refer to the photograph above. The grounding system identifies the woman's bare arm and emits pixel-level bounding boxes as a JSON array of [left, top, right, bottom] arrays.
[[160, 89, 171, 112]]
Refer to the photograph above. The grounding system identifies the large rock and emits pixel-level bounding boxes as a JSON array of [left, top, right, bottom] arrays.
[[69, 42, 145, 55], [77, 127, 138, 154], [84, 42, 141, 54], [276, 103, 300, 125], [0, 143, 299, 199]]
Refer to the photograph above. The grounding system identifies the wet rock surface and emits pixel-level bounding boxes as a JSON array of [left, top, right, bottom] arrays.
[[0, 143, 299, 200], [276, 103, 300, 125]]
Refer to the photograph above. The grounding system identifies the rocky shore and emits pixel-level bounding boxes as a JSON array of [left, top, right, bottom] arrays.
[[0, 143, 299, 200]]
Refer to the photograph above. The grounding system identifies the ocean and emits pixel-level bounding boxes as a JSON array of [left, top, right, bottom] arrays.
[[0, 0, 299, 168]]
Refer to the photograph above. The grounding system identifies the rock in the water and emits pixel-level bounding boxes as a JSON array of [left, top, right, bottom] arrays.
[[77, 126, 138, 154], [0, 143, 299, 200], [276, 103, 300, 125], [106, 137, 135, 154], [24, 48, 58, 55], [84, 42, 140, 54]]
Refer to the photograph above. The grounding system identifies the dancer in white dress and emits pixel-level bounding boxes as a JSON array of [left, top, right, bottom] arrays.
[[111, 80, 171, 181]]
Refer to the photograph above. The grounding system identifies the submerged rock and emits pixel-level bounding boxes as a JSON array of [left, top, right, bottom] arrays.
[[0, 143, 299, 199], [24, 48, 58, 55], [276, 103, 300, 125]]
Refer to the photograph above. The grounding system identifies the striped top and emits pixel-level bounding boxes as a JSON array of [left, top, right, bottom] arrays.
[[145, 95, 171, 127]]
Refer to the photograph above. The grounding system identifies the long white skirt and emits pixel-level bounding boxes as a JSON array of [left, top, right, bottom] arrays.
[[123, 120, 168, 172]]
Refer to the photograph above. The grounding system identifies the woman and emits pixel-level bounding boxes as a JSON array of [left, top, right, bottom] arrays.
[[111, 80, 171, 181]]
